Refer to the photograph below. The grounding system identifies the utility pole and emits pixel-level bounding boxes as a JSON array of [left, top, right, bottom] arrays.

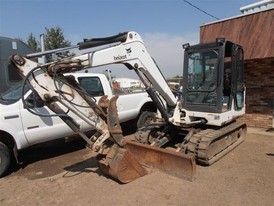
[[39, 34, 46, 64]]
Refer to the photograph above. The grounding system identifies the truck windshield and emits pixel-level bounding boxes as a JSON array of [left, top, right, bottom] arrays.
[[0, 82, 29, 104]]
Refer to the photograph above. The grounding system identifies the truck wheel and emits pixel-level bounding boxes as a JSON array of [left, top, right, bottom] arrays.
[[137, 111, 156, 128], [0, 142, 11, 177]]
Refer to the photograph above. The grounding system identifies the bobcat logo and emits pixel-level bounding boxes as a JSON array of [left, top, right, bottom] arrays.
[[126, 48, 132, 54], [113, 48, 131, 61], [113, 55, 127, 61]]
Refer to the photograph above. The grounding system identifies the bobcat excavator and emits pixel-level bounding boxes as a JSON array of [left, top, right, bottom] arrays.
[[10, 31, 247, 183]]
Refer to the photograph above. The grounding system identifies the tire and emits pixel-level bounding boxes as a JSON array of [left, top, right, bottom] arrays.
[[0, 142, 11, 177], [137, 111, 156, 128]]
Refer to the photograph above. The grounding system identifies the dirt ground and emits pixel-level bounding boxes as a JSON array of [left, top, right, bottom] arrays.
[[0, 127, 273, 206]]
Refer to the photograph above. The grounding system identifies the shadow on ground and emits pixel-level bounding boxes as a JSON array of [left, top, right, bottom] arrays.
[[6, 121, 137, 179], [7, 138, 89, 179]]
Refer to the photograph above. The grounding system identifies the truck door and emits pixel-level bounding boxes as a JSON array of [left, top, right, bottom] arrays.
[[19, 91, 79, 145]]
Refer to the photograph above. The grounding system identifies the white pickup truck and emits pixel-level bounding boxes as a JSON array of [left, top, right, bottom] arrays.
[[0, 72, 156, 177]]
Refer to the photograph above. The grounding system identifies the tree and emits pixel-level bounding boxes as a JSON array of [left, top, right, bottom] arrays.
[[26, 27, 73, 60], [44, 27, 71, 50], [27, 33, 39, 52]]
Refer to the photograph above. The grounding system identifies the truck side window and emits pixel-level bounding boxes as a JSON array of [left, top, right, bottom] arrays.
[[25, 92, 44, 108], [78, 77, 105, 96], [8, 63, 22, 81]]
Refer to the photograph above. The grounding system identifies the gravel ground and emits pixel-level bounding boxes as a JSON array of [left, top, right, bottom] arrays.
[[0, 127, 273, 206]]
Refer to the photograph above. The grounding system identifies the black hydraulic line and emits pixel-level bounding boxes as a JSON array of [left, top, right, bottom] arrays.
[[146, 87, 169, 123], [78, 32, 128, 50], [27, 32, 129, 57], [133, 67, 171, 123]]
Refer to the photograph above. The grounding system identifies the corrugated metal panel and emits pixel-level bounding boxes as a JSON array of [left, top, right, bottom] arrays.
[[200, 9, 274, 60]]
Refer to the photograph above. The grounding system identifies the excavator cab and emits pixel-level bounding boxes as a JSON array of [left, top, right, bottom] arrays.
[[182, 39, 245, 115]]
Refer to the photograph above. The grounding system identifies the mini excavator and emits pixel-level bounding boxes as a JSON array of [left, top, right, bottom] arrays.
[[11, 31, 246, 183]]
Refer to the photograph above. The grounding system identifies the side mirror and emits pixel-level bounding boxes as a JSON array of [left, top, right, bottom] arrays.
[[24, 93, 44, 109], [34, 96, 45, 108]]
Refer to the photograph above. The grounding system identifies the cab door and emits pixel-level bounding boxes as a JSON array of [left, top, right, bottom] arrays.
[[233, 46, 245, 111]]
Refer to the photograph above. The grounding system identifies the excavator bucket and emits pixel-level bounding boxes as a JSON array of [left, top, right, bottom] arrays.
[[98, 144, 148, 183]]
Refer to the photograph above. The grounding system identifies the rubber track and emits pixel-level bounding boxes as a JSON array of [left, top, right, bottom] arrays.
[[186, 121, 247, 165]]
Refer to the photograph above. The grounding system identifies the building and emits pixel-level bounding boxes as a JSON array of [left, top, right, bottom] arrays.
[[0, 36, 34, 94], [240, 0, 274, 14], [200, 1, 274, 128]]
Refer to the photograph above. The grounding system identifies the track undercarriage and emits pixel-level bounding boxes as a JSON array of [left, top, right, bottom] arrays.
[[134, 120, 247, 165]]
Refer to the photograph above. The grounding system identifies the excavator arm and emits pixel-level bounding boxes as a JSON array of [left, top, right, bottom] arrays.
[[10, 31, 196, 183]]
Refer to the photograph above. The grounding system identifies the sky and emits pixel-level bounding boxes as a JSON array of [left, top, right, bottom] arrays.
[[0, 0, 260, 78]]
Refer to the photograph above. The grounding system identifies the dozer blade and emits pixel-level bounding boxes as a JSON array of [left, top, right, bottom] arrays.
[[98, 144, 148, 183], [98, 141, 196, 183], [124, 140, 196, 181]]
